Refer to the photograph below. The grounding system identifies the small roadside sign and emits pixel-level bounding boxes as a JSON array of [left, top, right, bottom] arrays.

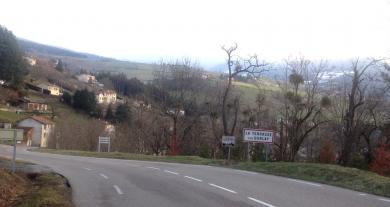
[[0, 129, 24, 173], [98, 136, 110, 152], [0, 129, 23, 141], [222, 136, 235, 146], [99, 137, 110, 144]]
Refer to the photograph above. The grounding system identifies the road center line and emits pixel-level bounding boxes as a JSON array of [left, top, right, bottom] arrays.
[[379, 198, 390, 203], [248, 197, 276, 207], [99, 173, 109, 179], [147, 167, 160, 170], [113, 185, 123, 195], [288, 178, 322, 187], [164, 170, 179, 175], [184, 176, 203, 182], [83, 167, 92, 171], [208, 183, 237, 194]]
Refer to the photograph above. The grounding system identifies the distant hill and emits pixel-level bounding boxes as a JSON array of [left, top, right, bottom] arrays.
[[17, 38, 159, 81]]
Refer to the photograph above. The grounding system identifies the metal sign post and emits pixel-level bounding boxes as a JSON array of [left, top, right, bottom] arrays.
[[0, 129, 23, 173], [98, 137, 110, 152], [222, 136, 235, 161], [12, 130, 16, 173]]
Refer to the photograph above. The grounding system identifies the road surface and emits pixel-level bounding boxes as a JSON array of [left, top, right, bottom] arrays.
[[0, 144, 389, 207]]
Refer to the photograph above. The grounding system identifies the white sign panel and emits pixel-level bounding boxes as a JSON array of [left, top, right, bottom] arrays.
[[243, 128, 274, 143], [99, 137, 110, 144], [0, 129, 23, 141], [222, 136, 235, 146]]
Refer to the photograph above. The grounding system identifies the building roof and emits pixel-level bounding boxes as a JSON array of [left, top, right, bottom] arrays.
[[96, 90, 116, 95], [37, 83, 59, 89], [29, 116, 55, 125]]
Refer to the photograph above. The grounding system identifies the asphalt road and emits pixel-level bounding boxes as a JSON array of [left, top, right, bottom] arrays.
[[1, 144, 389, 207]]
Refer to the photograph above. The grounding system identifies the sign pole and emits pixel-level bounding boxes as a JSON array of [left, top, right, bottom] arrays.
[[265, 144, 268, 162], [12, 130, 16, 173], [227, 146, 231, 161], [98, 138, 101, 152], [108, 139, 110, 153]]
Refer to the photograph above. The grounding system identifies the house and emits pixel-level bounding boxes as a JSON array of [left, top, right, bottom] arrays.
[[77, 74, 96, 84], [24, 56, 37, 66], [0, 123, 12, 129], [103, 123, 115, 137], [96, 90, 117, 104], [15, 126, 33, 146], [133, 100, 152, 110], [37, 84, 61, 96], [17, 116, 55, 147], [19, 98, 49, 112]]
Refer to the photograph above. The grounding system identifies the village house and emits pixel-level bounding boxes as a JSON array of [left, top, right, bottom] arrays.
[[77, 74, 97, 84], [37, 83, 61, 96], [19, 98, 49, 112], [96, 90, 117, 104], [17, 116, 55, 147], [0, 122, 12, 129], [15, 126, 33, 146], [24, 56, 37, 66], [133, 100, 152, 110]]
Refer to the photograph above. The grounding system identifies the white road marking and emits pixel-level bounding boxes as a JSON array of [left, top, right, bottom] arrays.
[[164, 170, 179, 175], [235, 170, 258, 175], [379, 198, 390, 203], [358, 193, 367, 196], [208, 183, 237, 194], [83, 167, 92, 171], [99, 173, 109, 179], [113, 185, 123, 195], [147, 167, 160, 170], [248, 197, 276, 207], [184, 176, 203, 182], [288, 178, 322, 187]]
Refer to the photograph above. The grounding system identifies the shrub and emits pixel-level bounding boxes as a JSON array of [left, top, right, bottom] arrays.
[[319, 139, 336, 164], [370, 144, 390, 176]]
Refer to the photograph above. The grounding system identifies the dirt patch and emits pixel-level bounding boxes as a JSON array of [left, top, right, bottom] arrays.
[[0, 169, 28, 207], [0, 157, 73, 207]]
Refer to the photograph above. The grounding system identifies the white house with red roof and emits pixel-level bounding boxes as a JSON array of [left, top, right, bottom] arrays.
[[17, 116, 55, 147]]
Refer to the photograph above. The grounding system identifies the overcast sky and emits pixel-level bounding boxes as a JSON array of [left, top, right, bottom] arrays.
[[1, 0, 389, 66]]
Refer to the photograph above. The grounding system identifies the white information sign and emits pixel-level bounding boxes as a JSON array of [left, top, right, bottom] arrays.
[[0, 129, 23, 141], [243, 128, 274, 143], [222, 136, 235, 146], [98, 136, 110, 152], [99, 137, 110, 144]]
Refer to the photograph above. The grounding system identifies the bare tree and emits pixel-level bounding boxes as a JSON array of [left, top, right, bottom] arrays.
[[151, 59, 206, 155], [275, 57, 330, 161], [337, 59, 384, 166], [221, 43, 268, 136]]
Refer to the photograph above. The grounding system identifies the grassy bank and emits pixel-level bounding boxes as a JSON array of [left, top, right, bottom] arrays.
[[0, 157, 73, 207], [232, 162, 390, 197], [34, 148, 390, 197]]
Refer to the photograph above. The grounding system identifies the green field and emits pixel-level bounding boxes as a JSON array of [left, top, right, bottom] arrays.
[[0, 110, 27, 123]]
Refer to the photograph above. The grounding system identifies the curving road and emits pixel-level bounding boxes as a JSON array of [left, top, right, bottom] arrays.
[[0, 144, 389, 207]]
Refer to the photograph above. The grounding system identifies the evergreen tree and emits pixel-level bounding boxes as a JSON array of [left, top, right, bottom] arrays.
[[105, 104, 115, 122], [62, 91, 72, 105], [0, 25, 26, 88], [73, 89, 97, 114], [115, 104, 131, 123]]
